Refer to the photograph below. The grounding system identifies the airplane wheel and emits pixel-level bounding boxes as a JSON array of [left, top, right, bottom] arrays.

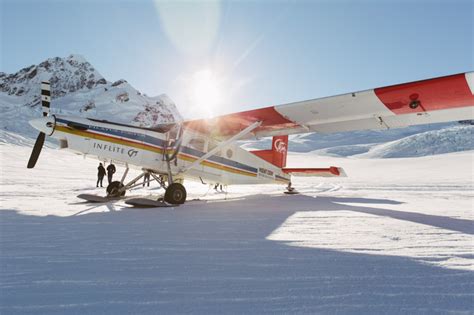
[[107, 181, 125, 197], [164, 183, 186, 204]]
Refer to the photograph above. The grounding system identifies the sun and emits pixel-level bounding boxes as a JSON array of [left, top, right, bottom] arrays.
[[192, 69, 221, 115]]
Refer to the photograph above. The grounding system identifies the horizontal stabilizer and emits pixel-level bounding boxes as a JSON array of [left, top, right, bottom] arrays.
[[282, 166, 346, 177]]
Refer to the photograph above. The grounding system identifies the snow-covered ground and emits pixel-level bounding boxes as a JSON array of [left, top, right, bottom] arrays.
[[1, 143, 473, 314]]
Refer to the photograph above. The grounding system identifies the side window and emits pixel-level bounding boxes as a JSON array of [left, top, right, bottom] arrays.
[[189, 138, 206, 152]]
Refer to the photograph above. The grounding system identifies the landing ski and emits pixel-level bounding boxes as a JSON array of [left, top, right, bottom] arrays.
[[77, 194, 123, 203], [125, 198, 174, 208]]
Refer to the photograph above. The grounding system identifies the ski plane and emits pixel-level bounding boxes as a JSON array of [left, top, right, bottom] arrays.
[[27, 72, 474, 205]]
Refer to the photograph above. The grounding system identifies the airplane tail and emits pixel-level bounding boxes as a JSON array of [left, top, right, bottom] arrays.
[[251, 136, 347, 177], [251, 135, 288, 168]]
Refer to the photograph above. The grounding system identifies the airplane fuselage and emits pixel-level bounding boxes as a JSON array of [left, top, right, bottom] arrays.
[[44, 115, 291, 186]]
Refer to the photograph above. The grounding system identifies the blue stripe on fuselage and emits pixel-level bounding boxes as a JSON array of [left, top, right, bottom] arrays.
[[180, 146, 258, 173], [56, 118, 259, 174], [56, 118, 157, 145]]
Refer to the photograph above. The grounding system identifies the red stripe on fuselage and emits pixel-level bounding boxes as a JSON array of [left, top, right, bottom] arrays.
[[374, 73, 474, 115]]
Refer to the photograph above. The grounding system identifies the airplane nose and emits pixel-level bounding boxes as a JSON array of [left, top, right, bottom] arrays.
[[29, 117, 55, 135]]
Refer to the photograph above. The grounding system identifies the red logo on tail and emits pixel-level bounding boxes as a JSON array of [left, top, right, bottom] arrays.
[[274, 139, 287, 154]]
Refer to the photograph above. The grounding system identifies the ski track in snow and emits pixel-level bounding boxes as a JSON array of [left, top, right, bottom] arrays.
[[0, 144, 473, 314]]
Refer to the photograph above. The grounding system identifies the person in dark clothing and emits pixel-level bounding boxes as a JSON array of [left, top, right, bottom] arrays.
[[143, 172, 150, 187], [106, 163, 116, 184], [214, 183, 223, 192], [97, 163, 106, 187]]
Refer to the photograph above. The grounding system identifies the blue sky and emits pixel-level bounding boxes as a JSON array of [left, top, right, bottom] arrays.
[[1, 0, 473, 118]]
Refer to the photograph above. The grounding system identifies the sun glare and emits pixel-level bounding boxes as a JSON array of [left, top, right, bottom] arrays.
[[192, 69, 221, 115]]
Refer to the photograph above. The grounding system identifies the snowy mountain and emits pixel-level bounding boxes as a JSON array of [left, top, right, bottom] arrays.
[[0, 54, 182, 138], [356, 125, 474, 158], [302, 125, 474, 158]]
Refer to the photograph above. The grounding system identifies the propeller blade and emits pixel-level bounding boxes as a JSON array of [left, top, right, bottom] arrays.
[[27, 132, 45, 169], [41, 81, 51, 116]]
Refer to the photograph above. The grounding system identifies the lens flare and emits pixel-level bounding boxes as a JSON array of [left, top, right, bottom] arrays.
[[192, 69, 221, 114], [154, 0, 221, 56]]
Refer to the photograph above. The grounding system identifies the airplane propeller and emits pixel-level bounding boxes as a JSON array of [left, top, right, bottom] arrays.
[[27, 81, 55, 169], [27, 132, 46, 168]]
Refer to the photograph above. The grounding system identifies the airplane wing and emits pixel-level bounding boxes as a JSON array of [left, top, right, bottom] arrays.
[[184, 72, 474, 139]]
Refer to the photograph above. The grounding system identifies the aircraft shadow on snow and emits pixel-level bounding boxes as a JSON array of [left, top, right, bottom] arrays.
[[1, 193, 473, 313], [69, 193, 473, 236]]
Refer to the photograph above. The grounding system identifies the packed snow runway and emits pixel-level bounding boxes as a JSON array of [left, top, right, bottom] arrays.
[[1, 143, 473, 313]]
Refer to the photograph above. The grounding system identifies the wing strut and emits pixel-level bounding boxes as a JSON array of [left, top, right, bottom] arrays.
[[179, 120, 262, 174]]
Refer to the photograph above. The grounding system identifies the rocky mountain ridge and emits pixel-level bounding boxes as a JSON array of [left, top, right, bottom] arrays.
[[0, 55, 105, 106], [0, 54, 182, 137]]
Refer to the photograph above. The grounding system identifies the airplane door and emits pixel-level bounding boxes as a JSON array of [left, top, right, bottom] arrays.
[[140, 130, 165, 171], [183, 135, 205, 173]]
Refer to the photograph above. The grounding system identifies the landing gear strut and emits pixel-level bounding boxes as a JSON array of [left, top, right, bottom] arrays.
[[105, 170, 187, 204], [106, 123, 189, 204], [106, 167, 161, 198], [160, 127, 187, 205]]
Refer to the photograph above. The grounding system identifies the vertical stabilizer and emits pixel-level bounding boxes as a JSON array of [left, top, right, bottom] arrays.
[[271, 135, 288, 168], [251, 135, 288, 168]]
